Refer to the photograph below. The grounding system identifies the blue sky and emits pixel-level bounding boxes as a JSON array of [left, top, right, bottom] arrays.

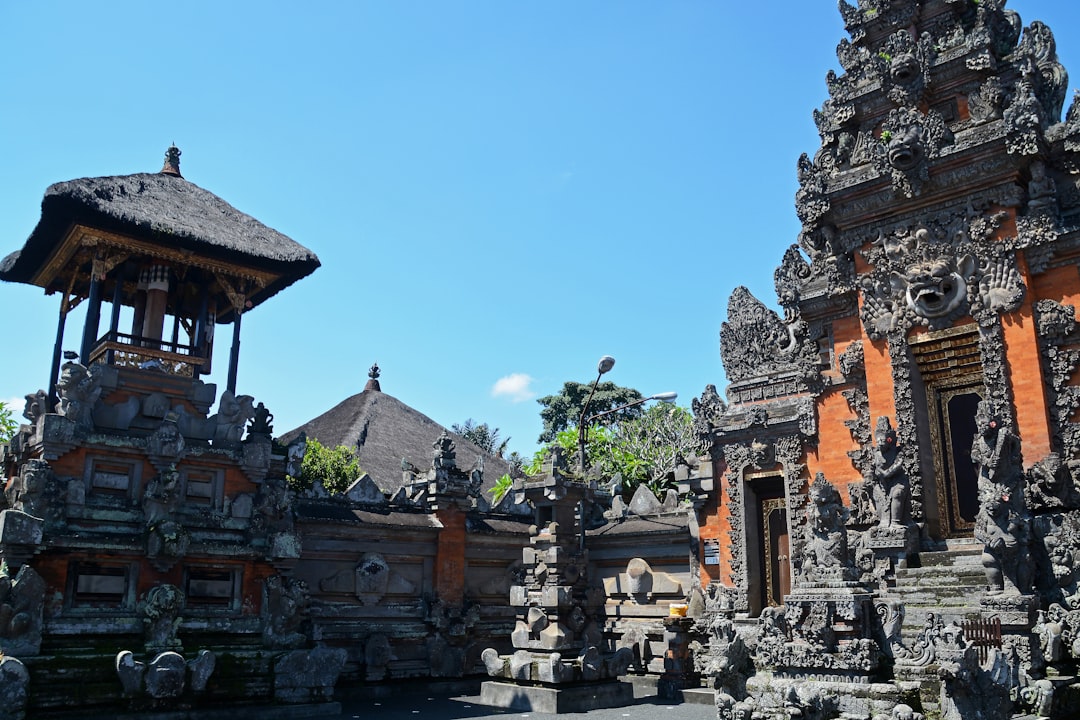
[[2, 1, 1079, 460]]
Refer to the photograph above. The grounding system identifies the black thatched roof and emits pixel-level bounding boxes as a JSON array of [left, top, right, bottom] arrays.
[[1, 164, 319, 318], [280, 388, 512, 495]]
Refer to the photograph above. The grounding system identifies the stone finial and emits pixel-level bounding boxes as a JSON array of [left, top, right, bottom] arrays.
[[365, 362, 381, 392], [160, 145, 182, 177]]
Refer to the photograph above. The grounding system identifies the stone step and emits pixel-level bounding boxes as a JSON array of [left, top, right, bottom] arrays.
[[912, 551, 982, 568], [895, 566, 985, 584]]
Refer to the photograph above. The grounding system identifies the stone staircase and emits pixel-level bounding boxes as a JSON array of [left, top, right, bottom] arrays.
[[889, 539, 988, 634]]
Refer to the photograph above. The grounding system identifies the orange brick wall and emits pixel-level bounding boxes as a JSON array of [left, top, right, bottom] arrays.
[[699, 457, 731, 588], [435, 506, 467, 604]]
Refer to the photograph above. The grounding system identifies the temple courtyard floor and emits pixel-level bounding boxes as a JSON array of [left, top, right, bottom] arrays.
[[333, 693, 713, 720]]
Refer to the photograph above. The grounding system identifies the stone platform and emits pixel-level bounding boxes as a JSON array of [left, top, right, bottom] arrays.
[[479, 679, 635, 713]]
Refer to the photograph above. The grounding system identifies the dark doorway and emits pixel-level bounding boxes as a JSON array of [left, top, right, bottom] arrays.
[[752, 476, 789, 609]]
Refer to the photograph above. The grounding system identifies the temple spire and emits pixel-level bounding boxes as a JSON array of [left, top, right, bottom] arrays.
[[160, 144, 182, 177], [365, 362, 381, 392]]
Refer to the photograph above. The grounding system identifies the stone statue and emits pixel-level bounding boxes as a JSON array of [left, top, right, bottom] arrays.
[[263, 575, 308, 649], [143, 466, 181, 526], [975, 487, 1032, 596], [211, 391, 255, 445], [971, 401, 1023, 494], [285, 432, 307, 480], [0, 564, 45, 657], [141, 584, 185, 652], [1028, 159, 1057, 214], [253, 475, 294, 535], [55, 361, 101, 430], [803, 473, 852, 582], [148, 418, 185, 462], [870, 416, 910, 528], [971, 402, 1032, 595], [22, 390, 48, 424]]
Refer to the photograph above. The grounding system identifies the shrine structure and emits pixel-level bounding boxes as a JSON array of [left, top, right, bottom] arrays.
[[693, 0, 1080, 717]]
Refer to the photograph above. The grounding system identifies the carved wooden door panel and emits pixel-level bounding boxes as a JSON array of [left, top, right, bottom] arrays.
[[912, 325, 984, 538], [761, 498, 789, 607]]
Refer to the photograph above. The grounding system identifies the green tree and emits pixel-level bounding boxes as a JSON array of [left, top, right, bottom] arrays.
[[525, 404, 697, 501], [536, 381, 644, 443], [289, 437, 363, 495], [451, 418, 509, 457], [0, 401, 16, 444], [594, 403, 697, 499]]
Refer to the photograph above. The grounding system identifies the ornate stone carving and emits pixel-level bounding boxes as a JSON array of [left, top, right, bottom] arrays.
[[143, 466, 181, 526], [691, 384, 725, 450], [55, 361, 101, 431], [795, 154, 830, 230], [285, 431, 306, 480], [968, 76, 1007, 124], [720, 286, 817, 385], [146, 519, 190, 572], [800, 474, 853, 584], [364, 634, 394, 681], [425, 599, 480, 677], [263, 575, 309, 649], [211, 391, 255, 446], [1004, 75, 1046, 156], [116, 649, 215, 701], [869, 417, 912, 530], [0, 565, 44, 657], [971, 401, 1033, 596], [774, 244, 811, 310], [21, 390, 48, 425], [4, 459, 61, 526], [698, 611, 751, 720], [147, 417, 186, 466], [140, 584, 184, 653], [873, 108, 952, 197], [1017, 20, 1069, 122], [859, 221, 1025, 340], [879, 29, 934, 106]]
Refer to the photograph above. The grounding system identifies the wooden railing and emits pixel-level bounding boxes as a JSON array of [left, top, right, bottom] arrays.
[[961, 616, 1002, 664], [88, 331, 206, 377]]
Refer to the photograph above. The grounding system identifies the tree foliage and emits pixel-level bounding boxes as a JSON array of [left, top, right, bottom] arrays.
[[451, 418, 509, 457], [526, 404, 697, 501], [0, 401, 16, 443], [290, 437, 362, 495], [536, 381, 644, 443]]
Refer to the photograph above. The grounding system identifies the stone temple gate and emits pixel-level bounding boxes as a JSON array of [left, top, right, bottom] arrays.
[[5, 2, 1080, 719]]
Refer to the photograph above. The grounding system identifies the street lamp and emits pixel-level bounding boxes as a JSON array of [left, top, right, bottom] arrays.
[[577, 355, 615, 471], [576, 354, 678, 472]]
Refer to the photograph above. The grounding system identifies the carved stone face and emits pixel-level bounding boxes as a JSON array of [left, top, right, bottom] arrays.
[[891, 254, 975, 318], [887, 125, 924, 171], [890, 54, 920, 84]]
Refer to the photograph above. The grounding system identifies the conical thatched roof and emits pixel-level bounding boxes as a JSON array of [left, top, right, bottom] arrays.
[[280, 388, 512, 495]]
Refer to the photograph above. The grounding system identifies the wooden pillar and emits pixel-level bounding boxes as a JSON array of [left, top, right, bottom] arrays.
[[194, 285, 210, 376], [106, 274, 123, 364], [79, 272, 103, 364], [227, 311, 242, 395], [49, 294, 69, 401]]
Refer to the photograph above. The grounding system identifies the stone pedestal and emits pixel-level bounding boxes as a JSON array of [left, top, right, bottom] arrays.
[[658, 615, 700, 699], [479, 679, 634, 713]]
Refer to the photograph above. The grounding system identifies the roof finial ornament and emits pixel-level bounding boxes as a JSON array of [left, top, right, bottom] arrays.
[[365, 362, 381, 392], [160, 144, 182, 177]]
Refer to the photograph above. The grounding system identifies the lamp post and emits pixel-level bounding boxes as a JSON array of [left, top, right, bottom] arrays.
[[575, 354, 678, 473], [577, 355, 615, 471]]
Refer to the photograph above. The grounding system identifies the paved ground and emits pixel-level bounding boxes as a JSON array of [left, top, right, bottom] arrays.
[[334, 693, 714, 720]]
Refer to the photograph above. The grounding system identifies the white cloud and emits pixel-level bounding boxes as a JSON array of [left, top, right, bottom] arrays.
[[491, 373, 536, 403]]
